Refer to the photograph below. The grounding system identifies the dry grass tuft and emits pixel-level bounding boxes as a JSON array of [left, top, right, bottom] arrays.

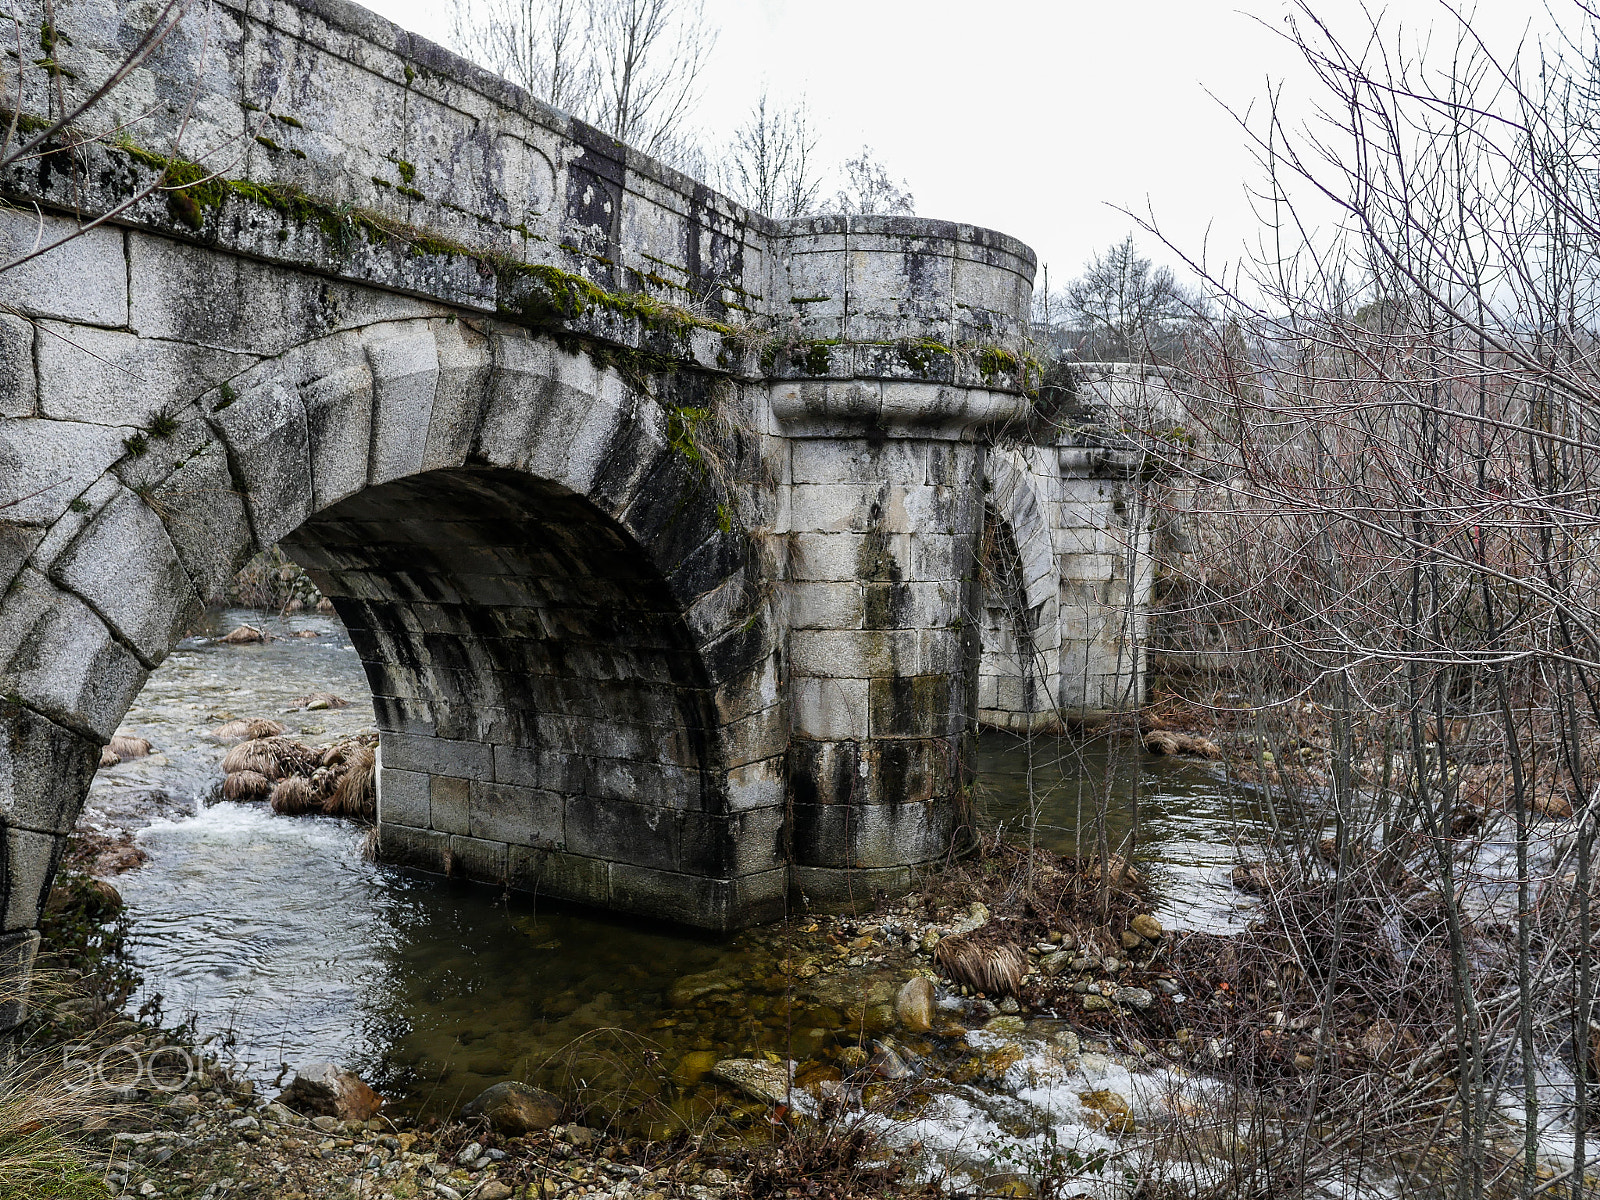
[[107, 735, 152, 759], [0, 974, 134, 1200], [269, 775, 320, 815], [933, 934, 1028, 996], [213, 717, 287, 741], [222, 770, 272, 801], [97, 747, 119, 770], [322, 743, 376, 820]]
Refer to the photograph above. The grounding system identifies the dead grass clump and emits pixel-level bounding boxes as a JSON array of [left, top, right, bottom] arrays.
[[1142, 730, 1223, 759], [108, 735, 152, 759], [213, 717, 287, 741], [269, 775, 320, 815], [222, 770, 272, 801], [222, 736, 320, 780], [290, 692, 350, 710], [322, 742, 376, 820], [97, 747, 120, 769], [934, 934, 1028, 996], [218, 624, 269, 644], [221, 740, 281, 777]]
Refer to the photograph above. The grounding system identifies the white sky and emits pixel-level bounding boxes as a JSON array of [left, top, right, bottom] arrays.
[[362, 0, 1560, 293]]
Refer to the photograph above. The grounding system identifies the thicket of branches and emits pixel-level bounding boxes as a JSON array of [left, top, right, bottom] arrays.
[[1121, 3, 1600, 1194]]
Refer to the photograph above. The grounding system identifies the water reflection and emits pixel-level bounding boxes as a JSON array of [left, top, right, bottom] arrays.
[[976, 733, 1267, 934]]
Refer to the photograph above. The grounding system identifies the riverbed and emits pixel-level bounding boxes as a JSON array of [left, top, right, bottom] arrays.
[[83, 608, 1270, 1187]]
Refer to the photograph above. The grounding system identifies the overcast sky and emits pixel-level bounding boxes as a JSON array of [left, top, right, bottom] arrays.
[[363, 0, 1559, 294]]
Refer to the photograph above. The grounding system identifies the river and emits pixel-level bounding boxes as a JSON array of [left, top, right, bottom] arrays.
[[83, 607, 1271, 1188]]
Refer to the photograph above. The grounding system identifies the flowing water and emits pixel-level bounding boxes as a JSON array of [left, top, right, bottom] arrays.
[[85, 609, 1276, 1185]]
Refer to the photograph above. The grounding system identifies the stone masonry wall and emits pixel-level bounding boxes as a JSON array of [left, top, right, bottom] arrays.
[[0, 0, 1159, 1031]]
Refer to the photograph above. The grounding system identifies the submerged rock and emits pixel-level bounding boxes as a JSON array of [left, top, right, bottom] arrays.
[[461, 1081, 563, 1133], [895, 976, 936, 1032], [668, 970, 732, 1007], [671, 1050, 720, 1087], [710, 1058, 791, 1105], [869, 1040, 911, 1080], [1079, 1088, 1134, 1135], [277, 1062, 383, 1121]]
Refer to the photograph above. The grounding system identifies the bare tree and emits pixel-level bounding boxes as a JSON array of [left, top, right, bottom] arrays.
[[448, 0, 714, 168], [721, 90, 821, 219], [448, 0, 593, 115], [1062, 235, 1203, 363], [1132, 4, 1600, 1195], [831, 145, 914, 217]]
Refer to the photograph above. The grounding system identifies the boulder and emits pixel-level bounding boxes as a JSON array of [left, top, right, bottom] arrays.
[[276, 1063, 383, 1121], [895, 977, 935, 1032], [460, 1081, 562, 1134], [710, 1058, 791, 1105], [1130, 914, 1163, 941]]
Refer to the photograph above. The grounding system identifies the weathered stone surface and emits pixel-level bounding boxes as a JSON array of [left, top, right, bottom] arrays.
[[0, 213, 125, 326], [277, 1062, 384, 1121], [895, 976, 936, 1033], [1131, 914, 1164, 941], [460, 1081, 562, 1133], [710, 1058, 791, 1106], [0, 0, 1162, 1003], [49, 487, 202, 664]]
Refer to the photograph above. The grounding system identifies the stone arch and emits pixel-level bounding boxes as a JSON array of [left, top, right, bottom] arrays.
[[0, 312, 786, 986], [976, 449, 1062, 731]]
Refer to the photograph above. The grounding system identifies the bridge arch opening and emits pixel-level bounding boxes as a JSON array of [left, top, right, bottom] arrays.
[[283, 466, 753, 921]]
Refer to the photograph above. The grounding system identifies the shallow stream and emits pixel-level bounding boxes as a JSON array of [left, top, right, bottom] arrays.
[[84, 608, 1274, 1187]]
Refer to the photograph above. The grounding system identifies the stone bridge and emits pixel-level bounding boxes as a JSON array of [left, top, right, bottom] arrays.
[[0, 0, 1154, 1021]]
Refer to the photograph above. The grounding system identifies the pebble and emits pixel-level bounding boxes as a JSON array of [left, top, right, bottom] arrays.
[[1083, 994, 1111, 1012], [1114, 987, 1155, 1011]]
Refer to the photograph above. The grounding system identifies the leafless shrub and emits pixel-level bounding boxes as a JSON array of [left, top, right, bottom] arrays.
[[1129, 2, 1600, 1191]]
